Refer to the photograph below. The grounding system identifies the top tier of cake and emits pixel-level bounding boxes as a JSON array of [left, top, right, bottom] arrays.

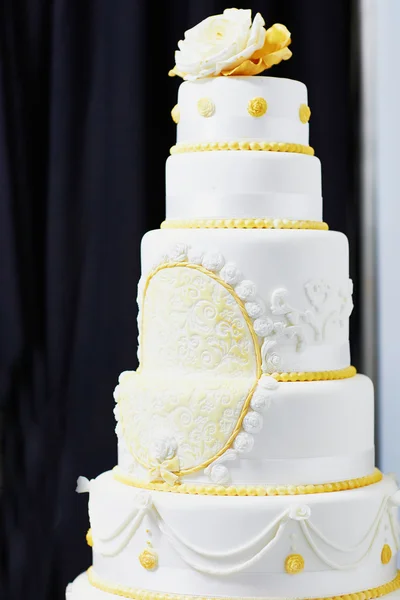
[[167, 77, 319, 223], [175, 76, 310, 146]]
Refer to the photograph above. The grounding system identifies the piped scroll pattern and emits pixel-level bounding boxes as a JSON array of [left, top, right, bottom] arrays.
[[87, 484, 400, 575]]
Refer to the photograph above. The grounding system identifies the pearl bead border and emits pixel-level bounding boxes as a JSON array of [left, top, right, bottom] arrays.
[[87, 567, 400, 600], [160, 218, 329, 231], [112, 466, 383, 497], [170, 141, 315, 155]]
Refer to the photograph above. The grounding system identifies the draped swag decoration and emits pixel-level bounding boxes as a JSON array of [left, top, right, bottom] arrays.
[[0, 1, 359, 599]]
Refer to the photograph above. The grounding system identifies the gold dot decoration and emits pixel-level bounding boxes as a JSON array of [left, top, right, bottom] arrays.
[[86, 528, 93, 548], [299, 103, 311, 124], [139, 547, 158, 571], [248, 96, 268, 117], [285, 553, 305, 574], [197, 97, 215, 118], [171, 104, 180, 124], [381, 544, 392, 565]]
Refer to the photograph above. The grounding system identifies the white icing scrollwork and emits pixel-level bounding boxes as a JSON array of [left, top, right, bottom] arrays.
[[92, 491, 399, 575], [261, 279, 353, 372]]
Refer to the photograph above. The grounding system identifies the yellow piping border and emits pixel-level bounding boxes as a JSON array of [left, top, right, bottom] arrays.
[[161, 218, 329, 231], [113, 466, 383, 497], [87, 567, 400, 600], [170, 141, 315, 155], [272, 366, 357, 382], [124, 262, 262, 478]]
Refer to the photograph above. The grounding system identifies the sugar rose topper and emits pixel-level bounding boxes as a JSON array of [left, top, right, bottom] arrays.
[[169, 8, 292, 81]]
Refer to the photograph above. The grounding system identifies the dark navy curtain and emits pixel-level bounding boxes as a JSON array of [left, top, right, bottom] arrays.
[[0, 1, 360, 598]]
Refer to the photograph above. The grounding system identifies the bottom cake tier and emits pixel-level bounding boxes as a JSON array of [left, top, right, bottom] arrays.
[[68, 470, 400, 600]]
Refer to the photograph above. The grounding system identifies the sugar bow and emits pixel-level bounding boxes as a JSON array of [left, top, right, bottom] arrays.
[[149, 456, 180, 486]]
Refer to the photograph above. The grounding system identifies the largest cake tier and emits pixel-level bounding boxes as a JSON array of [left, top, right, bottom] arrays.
[[67, 472, 400, 600]]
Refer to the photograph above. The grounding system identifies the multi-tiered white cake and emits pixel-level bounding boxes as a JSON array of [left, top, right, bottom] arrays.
[[67, 9, 400, 600]]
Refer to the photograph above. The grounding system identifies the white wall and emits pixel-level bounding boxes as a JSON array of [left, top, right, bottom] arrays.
[[375, 0, 400, 473]]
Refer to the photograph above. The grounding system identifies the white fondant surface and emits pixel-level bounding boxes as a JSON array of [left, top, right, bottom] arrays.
[[141, 229, 351, 373], [166, 152, 322, 221], [176, 77, 309, 145], [83, 472, 399, 599]]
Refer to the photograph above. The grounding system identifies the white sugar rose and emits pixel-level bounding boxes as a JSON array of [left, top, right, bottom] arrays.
[[150, 436, 178, 462], [169, 9, 292, 81], [169, 243, 188, 262], [233, 431, 254, 454], [289, 505, 311, 521]]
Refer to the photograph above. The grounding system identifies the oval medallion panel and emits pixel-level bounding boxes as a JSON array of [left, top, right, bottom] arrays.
[[117, 262, 260, 477]]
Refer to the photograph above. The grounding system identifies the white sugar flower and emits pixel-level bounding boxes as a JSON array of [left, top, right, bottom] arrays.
[[220, 262, 242, 285], [233, 431, 254, 453], [289, 505, 311, 521], [187, 247, 204, 265], [253, 317, 274, 337], [202, 252, 225, 272], [150, 436, 178, 462], [243, 411, 263, 434], [235, 280, 257, 301], [169, 243, 188, 263], [169, 9, 291, 81], [209, 464, 231, 485]]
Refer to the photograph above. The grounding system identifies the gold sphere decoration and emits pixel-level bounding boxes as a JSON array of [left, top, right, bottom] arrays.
[[197, 97, 215, 117], [285, 553, 305, 574], [86, 528, 93, 548], [139, 547, 158, 571], [381, 544, 392, 565], [247, 97, 268, 117], [171, 104, 180, 124], [299, 104, 311, 124]]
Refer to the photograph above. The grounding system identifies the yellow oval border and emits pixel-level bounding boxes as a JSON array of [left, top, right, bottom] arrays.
[[113, 466, 382, 497], [87, 566, 400, 600], [120, 262, 262, 478]]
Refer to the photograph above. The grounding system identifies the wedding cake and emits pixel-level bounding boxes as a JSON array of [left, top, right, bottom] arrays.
[[67, 9, 400, 600]]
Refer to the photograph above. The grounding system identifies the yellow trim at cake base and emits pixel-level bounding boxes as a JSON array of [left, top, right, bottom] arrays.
[[112, 467, 382, 497], [170, 141, 315, 155], [160, 218, 329, 231], [87, 567, 400, 600]]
